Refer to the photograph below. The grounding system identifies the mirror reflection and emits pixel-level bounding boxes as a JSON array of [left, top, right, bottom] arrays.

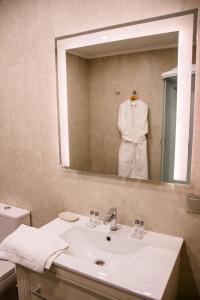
[[57, 16, 196, 184], [66, 33, 183, 182]]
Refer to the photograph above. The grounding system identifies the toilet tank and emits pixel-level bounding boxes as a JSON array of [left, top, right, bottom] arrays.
[[0, 202, 30, 242]]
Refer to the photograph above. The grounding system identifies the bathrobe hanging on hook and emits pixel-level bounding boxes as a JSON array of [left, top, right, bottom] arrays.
[[118, 99, 148, 180]]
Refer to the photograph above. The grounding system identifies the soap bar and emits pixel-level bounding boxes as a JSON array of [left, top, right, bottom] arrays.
[[59, 211, 79, 222]]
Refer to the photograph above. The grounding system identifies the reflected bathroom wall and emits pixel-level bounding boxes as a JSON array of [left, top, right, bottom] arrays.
[[67, 48, 178, 180], [89, 49, 178, 180], [67, 54, 90, 171]]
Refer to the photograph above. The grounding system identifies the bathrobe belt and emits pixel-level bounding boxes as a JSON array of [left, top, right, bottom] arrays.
[[121, 136, 146, 175]]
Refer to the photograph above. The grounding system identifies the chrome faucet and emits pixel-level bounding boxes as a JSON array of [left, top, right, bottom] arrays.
[[103, 207, 117, 231]]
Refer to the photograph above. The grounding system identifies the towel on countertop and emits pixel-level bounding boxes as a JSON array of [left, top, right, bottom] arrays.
[[0, 224, 68, 273]]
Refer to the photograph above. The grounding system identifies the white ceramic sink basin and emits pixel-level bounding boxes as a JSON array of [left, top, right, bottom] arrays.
[[42, 215, 183, 300], [61, 224, 145, 257], [60, 224, 146, 274]]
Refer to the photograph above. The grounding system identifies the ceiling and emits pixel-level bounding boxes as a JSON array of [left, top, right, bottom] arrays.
[[67, 32, 179, 59]]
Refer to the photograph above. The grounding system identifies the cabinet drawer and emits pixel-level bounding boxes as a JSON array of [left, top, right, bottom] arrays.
[[29, 271, 109, 300]]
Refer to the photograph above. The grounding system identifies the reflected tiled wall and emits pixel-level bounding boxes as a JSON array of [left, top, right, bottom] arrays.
[[88, 49, 178, 179], [0, 1, 200, 299], [67, 49, 178, 180], [67, 53, 90, 171]]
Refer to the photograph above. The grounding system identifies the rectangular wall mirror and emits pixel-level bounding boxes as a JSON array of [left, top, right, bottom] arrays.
[[56, 12, 197, 184]]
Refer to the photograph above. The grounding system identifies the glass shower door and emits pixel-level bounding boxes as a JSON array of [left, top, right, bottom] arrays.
[[161, 75, 195, 184], [161, 77, 177, 183]]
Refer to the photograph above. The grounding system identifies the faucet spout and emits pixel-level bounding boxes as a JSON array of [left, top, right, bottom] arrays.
[[103, 207, 117, 231]]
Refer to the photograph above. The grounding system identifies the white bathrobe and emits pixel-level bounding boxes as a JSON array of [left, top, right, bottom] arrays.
[[118, 99, 148, 179]]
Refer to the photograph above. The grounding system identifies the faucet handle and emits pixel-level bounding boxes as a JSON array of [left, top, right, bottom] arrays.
[[103, 207, 118, 230]]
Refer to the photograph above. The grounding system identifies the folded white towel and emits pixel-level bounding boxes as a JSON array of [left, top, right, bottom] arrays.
[[0, 224, 68, 273]]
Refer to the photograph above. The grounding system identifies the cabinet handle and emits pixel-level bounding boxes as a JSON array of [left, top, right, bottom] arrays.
[[31, 287, 49, 300]]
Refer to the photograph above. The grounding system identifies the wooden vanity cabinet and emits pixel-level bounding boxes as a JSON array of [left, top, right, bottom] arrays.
[[16, 265, 143, 300], [16, 254, 179, 300]]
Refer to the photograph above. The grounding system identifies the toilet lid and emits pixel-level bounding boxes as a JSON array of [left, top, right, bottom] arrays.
[[0, 260, 15, 282]]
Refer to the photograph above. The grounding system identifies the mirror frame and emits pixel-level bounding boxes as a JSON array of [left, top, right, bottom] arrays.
[[55, 11, 196, 183]]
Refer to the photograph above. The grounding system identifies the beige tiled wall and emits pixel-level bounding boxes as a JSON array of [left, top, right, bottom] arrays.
[[0, 1, 200, 299]]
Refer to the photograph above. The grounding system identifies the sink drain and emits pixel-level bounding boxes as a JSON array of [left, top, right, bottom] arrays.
[[94, 259, 105, 266]]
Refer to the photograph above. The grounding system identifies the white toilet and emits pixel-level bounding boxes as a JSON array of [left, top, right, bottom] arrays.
[[0, 202, 30, 294]]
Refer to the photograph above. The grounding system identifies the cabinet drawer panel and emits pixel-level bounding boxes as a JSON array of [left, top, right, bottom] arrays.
[[29, 271, 109, 300]]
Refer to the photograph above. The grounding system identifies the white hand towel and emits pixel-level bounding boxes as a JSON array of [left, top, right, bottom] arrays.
[[0, 224, 68, 273]]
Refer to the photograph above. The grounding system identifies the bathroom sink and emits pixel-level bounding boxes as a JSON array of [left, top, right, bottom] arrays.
[[60, 224, 146, 272], [61, 224, 145, 256], [42, 215, 183, 300]]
